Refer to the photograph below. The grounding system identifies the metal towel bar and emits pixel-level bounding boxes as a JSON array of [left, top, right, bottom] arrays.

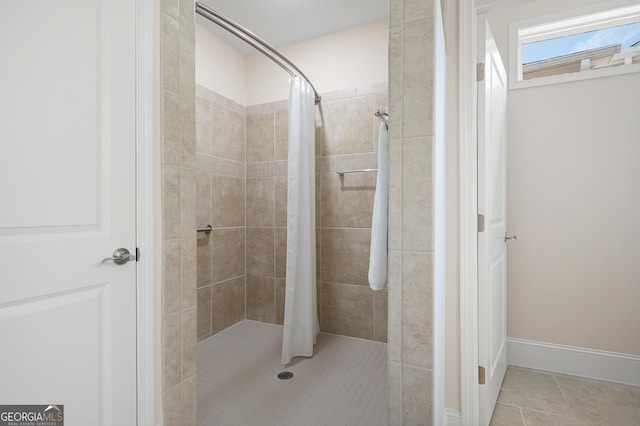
[[197, 225, 212, 234], [336, 169, 378, 177], [375, 107, 389, 126]]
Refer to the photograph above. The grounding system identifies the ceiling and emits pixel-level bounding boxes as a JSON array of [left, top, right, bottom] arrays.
[[196, 0, 389, 55]]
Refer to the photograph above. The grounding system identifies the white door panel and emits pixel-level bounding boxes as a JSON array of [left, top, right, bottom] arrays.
[[478, 17, 508, 426], [0, 1, 137, 424]]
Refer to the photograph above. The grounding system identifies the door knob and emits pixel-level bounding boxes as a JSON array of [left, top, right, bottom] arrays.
[[505, 234, 517, 242], [102, 248, 136, 265]]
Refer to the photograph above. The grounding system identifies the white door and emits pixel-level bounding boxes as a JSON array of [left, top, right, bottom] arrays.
[[0, 1, 138, 424], [477, 17, 508, 426]]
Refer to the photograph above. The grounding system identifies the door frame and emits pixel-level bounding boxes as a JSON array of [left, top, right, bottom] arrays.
[[135, 0, 156, 424], [458, 0, 481, 424]]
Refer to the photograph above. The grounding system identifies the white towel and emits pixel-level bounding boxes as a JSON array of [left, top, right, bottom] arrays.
[[368, 121, 389, 291]]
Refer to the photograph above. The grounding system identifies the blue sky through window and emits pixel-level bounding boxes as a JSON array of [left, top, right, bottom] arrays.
[[522, 21, 640, 64]]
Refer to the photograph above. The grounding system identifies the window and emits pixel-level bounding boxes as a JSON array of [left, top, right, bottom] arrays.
[[509, 0, 640, 89]]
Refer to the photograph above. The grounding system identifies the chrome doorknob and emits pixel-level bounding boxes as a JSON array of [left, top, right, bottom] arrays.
[[102, 248, 136, 265], [505, 234, 517, 242]]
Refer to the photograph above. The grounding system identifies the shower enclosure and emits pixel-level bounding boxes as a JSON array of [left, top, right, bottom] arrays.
[[196, 3, 323, 363], [195, 79, 389, 346], [161, 0, 445, 423], [194, 2, 388, 355]]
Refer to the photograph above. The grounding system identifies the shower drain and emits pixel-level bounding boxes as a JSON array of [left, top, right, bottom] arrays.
[[277, 371, 294, 380]]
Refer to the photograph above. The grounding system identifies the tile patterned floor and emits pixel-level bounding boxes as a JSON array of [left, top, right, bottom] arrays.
[[490, 366, 640, 426], [198, 323, 638, 426], [197, 320, 388, 426]]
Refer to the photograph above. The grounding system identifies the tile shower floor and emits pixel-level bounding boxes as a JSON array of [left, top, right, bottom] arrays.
[[490, 366, 640, 426], [197, 320, 388, 426]]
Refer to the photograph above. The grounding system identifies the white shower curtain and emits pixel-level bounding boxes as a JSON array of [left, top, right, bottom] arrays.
[[281, 76, 319, 364]]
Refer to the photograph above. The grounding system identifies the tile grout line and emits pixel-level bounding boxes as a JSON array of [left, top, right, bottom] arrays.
[[494, 401, 524, 409], [553, 373, 578, 418], [274, 110, 278, 319], [516, 406, 580, 419], [519, 407, 527, 426], [243, 107, 248, 322]]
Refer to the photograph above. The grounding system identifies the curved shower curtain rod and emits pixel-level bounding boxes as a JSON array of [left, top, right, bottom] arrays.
[[195, 2, 322, 105]]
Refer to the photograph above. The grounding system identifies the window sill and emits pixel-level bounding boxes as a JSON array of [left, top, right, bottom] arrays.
[[509, 63, 640, 90]]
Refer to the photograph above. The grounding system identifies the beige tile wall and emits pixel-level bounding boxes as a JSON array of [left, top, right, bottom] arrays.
[[195, 86, 246, 343], [160, 0, 197, 424], [244, 99, 289, 327], [194, 83, 390, 347], [388, 0, 440, 424], [318, 86, 389, 343], [244, 84, 389, 342]]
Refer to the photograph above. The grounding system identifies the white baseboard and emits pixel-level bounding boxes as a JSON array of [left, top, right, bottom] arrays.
[[442, 408, 461, 426], [507, 337, 640, 386]]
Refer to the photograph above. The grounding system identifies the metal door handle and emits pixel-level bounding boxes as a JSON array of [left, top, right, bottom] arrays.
[[102, 248, 136, 265], [505, 234, 517, 242]]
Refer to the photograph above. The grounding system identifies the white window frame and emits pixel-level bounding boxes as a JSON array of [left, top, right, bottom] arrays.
[[509, 0, 640, 89]]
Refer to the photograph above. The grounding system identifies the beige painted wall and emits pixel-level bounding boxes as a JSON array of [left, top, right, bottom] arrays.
[[487, 0, 640, 356], [196, 23, 247, 105], [244, 20, 388, 105], [195, 20, 388, 106]]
